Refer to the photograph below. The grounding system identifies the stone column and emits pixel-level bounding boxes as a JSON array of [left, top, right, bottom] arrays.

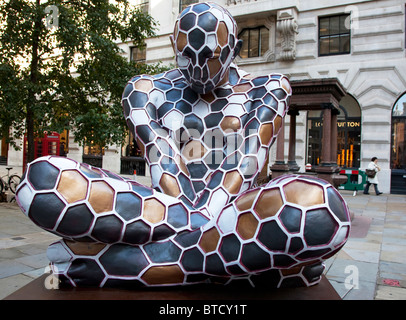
[[103, 144, 121, 174], [275, 118, 286, 163], [320, 104, 332, 166], [287, 110, 300, 171], [66, 131, 83, 164], [315, 104, 344, 187], [330, 108, 339, 166], [270, 117, 289, 178]]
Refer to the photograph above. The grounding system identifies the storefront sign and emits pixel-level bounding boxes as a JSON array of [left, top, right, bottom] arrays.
[[313, 120, 360, 128]]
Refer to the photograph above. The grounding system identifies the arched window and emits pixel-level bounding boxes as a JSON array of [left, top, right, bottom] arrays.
[[391, 93, 406, 169], [391, 92, 406, 194], [307, 94, 361, 168]]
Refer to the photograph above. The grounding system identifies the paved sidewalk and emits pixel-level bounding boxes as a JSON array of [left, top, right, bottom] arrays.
[[324, 190, 406, 300], [0, 202, 59, 299], [0, 187, 405, 300]]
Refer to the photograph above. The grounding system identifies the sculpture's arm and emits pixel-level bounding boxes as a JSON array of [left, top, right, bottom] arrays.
[[194, 75, 291, 218], [122, 74, 197, 206]]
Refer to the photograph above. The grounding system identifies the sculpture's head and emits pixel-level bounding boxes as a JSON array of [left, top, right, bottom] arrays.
[[171, 2, 242, 94]]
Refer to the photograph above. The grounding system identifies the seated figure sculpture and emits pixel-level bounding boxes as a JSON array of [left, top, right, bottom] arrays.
[[15, 2, 350, 289]]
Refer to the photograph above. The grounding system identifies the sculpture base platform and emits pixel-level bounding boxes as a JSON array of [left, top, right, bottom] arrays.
[[5, 274, 340, 300]]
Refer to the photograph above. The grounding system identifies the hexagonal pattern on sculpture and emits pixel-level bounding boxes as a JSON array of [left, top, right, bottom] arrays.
[[14, 1, 351, 290]]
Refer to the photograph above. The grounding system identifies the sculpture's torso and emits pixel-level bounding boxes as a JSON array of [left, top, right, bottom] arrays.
[[122, 65, 289, 200]]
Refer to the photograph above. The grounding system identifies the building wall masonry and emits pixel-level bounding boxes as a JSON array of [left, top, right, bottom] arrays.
[[3, 0, 405, 194]]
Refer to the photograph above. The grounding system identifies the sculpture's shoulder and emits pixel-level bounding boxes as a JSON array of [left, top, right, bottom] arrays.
[[123, 69, 187, 99], [122, 69, 191, 117], [230, 64, 291, 99]]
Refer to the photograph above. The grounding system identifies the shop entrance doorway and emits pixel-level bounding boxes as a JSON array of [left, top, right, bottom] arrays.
[[391, 92, 406, 194], [307, 94, 361, 169]]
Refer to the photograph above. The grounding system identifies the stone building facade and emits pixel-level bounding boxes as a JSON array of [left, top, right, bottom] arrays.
[[5, 0, 406, 194], [135, 0, 406, 194]]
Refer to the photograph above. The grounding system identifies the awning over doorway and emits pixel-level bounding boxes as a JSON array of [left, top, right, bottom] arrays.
[[271, 78, 347, 187]]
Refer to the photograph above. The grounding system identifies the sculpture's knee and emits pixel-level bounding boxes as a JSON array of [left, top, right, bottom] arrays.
[[16, 156, 195, 244], [227, 175, 350, 271]]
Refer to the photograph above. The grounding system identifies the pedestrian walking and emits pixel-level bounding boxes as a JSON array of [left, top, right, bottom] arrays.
[[363, 157, 383, 195]]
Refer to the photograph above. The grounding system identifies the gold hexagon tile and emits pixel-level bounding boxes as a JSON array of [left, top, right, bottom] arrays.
[[134, 79, 153, 93], [235, 189, 260, 212], [217, 21, 228, 47], [237, 212, 258, 240], [283, 181, 324, 207], [159, 173, 181, 198], [207, 57, 222, 80], [281, 77, 292, 95], [223, 170, 243, 195], [254, 188, 284, 219], [220, 116, 241, 132], [259, 123, 274, 146], [182, 140, 208, 161], [65, 240, 106, 256], [199, 227, 220, 253], [88, 181, 115, 214], [274, 115, 283, 133], [141, 265, 185, 285], [57, 170, 88, 204], [233, 83, 252, 93], [143, 198, 165, 224], [176, 31, 188, 52]]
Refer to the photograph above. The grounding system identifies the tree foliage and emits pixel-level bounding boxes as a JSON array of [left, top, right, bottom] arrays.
[[0, 0, 167, 161]]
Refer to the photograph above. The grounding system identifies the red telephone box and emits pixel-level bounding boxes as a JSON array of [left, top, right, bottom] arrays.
[[23, 132, 61, 168]]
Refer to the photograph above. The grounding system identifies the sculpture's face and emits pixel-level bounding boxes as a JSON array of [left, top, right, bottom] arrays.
[[171, 2, 241, 94]]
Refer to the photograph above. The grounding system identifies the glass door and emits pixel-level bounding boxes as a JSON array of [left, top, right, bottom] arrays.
[[307, 97, 361, 169], [391, 93, 406, 194]]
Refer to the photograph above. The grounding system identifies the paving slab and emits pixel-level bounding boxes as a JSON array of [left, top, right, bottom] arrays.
[[375, 285, 406, 300], [379, 261, 406, 282], [0, 274, 35, 300], [0, 259, 34, 279]]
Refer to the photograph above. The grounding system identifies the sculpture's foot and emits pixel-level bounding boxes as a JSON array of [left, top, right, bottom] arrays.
[[241, 262, 325, 289], [46, 240, 107, 287], [48, 237, 326, 289], [47, 239, 193, 288], [279, 262, 325, 287]]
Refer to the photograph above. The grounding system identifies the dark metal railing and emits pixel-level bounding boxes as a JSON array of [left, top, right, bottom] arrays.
[[120, 157, 146, 176], [82, 155, 103, 168]]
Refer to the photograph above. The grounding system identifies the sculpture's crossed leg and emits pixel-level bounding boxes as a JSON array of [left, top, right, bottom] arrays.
[[16, 156, 350, 288]]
